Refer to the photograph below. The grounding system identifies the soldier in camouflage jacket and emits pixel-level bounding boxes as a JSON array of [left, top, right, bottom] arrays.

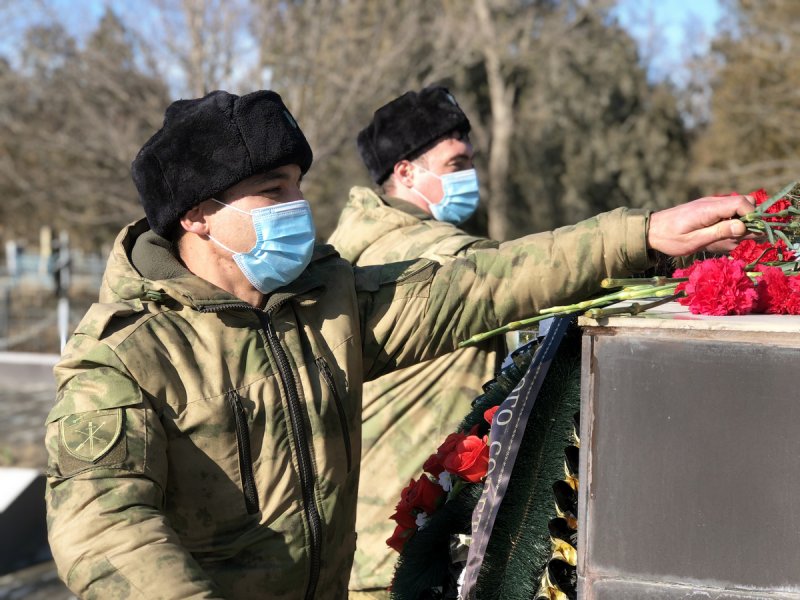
[[331, 86, 759, 597], [45, 89, 753, 600]]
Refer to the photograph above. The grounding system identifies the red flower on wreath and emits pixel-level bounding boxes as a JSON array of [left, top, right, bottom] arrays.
[[387, 523, 414, 553], [395, 476, 445, 516], [387, 476, 446, 553], [423, 432, 467, 477], [442, 435, 490, 483], [390, 505, 417, 530], [484, 405, 499, 425], [674, 258, 758, 316]]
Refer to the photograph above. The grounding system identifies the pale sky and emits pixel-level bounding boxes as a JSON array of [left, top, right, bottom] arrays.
[[11, 0, 724, 88], [614, 0, 723, 82]]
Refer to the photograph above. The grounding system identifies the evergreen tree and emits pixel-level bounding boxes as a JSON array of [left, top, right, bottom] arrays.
[[690, 0, 800, 195], [511, 10, 690, 234], [448, 2, 690, 238]]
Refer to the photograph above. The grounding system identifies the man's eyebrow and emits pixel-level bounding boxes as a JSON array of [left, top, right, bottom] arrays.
[[447, 153, 472, 164]]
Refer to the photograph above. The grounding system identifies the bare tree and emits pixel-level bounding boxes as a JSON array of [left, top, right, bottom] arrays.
[[0, 10, 169, 246], [471, 0, 522, 241], [132, 0, 254, 96], [248, 0, 471, 235]]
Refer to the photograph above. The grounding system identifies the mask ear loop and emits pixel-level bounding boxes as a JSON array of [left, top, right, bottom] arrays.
[[409, 186, 436, 207], [205, 198, 246, 254], [409, 164, 441, 208], [211, 197, 253, 215], [206, 233, 237, 254]]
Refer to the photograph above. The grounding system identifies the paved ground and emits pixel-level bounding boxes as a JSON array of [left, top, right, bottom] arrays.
[[0, 562, 74, 600], [0, 383, 52, 470], [0, 356, 73, 599]]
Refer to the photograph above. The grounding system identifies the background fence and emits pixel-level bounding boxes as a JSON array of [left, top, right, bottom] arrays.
[[0, 240, 104, 354]]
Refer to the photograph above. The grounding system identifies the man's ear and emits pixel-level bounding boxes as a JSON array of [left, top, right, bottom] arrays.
[[393, 160, 415, 189], [179, 202, 210, 235]]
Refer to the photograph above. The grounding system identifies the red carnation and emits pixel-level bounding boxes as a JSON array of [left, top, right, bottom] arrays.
[[720, 188, 792, 223], [752, 187, 792, 223], [676, 258, 757, 316], [386, 523, 414, 553], [672, 262, 698, 297], [484, 405, 499, 425], [751, 188, 769, 204], [755, 266, 792, 314], [730, 239, 795, 264], [442, 435, 490, 483], [423, 432, 467, 477], [785, 277, 800, 315]]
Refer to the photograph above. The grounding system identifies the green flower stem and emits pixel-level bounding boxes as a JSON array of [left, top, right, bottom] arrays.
[[741, 209, 800, 222], [755, 180, 799, 213], [448, 478, 467, 502], [538, 284, 676, 315], [584, 293, 681, 319], [456, 310, 577, 348], [458, 284, 677, 347], [601, 277, 685, 289]]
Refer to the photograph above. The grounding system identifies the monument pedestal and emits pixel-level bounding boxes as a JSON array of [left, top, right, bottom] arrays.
[[0, 467, 50, 574], [578, 303, 800, 599]]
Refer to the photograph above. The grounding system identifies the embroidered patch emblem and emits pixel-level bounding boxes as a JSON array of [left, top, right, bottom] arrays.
[[60, 409, 123, 463]]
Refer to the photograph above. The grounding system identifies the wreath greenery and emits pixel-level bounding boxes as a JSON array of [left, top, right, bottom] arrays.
[[390, 325, 582, 600]]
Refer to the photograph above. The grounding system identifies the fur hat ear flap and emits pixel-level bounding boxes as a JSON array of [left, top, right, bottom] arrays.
[[357, 86, 470, 184], [131, 90, 312, 238]]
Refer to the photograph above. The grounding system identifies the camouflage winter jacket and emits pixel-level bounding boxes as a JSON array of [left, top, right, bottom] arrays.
[[328, 188, 502, 592], [45, 205, 651, 600]]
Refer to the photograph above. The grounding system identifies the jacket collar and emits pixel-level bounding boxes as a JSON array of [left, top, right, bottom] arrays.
[[101, 218, 331, 312]]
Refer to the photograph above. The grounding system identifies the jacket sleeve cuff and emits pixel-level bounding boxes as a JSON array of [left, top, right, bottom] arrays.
[[625, 208, 654, 273]]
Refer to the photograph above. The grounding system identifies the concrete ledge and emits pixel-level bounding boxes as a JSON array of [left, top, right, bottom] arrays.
[[0, 468, 50, 575]]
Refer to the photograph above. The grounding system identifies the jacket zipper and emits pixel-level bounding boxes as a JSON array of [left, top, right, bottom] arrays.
[[201, 302, 323, 599], [258, 312, 322, 600], [315, 357, 353, 473], [226, 390, 259, 515]]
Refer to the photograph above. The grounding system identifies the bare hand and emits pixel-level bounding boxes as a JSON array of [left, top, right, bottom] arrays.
[[647, 195, 755, 256]]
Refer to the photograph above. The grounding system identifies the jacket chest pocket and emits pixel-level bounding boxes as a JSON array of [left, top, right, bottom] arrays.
[[165, 389, 267, 526], [226, 391, 260, 514], [315, 357, 352, 473]]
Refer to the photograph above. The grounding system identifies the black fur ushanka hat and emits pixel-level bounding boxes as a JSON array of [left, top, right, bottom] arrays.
[[131, 90, 313, 238], [357, 86, 471, 184]]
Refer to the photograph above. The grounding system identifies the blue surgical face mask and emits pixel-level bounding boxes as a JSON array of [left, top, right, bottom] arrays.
[[410, 165, 480, 225], [207, 198, 315, 294]]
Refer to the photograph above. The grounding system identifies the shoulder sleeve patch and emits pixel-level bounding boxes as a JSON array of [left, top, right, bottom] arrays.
[[58, 408, 126, 473]]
